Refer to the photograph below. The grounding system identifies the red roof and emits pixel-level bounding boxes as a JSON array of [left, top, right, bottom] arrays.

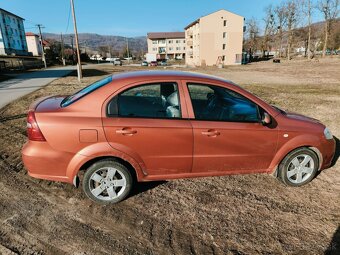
[[25, 32, 38, 37], [147, 32, 185, 39]]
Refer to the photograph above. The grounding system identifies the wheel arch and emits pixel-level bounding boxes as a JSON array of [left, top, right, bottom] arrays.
[[269, 134, 323, 175], [65, 142, 146, 185], [79, 156, 138, 182]]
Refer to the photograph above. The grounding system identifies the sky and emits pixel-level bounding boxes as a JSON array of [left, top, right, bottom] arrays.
[[1, 0, 324, 37]]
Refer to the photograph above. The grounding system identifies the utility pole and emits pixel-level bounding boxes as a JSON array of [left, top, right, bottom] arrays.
[[126, 37, 130, 64], [36, 24, 47, 68], [307, 0, 312, 60], [60, 33, 65, 66], [70, 0, 82, 81], [70, 35, 74, 65]]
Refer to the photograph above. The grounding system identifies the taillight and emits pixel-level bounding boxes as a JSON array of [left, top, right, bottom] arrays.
[[27, 110, 46, 141]]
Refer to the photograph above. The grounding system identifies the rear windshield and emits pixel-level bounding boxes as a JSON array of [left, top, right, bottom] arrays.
[[61, 76, 112, 107]]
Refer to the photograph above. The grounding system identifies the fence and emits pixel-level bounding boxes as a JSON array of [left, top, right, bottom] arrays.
[[0, 56, 44, 72]]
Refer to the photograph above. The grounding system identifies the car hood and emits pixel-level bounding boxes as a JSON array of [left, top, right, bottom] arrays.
[[285, 111, 322, 125]]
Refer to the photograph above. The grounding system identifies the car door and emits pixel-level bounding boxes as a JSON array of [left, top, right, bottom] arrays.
[[185, 82, 278, 174], [102, 81, 193, 177]]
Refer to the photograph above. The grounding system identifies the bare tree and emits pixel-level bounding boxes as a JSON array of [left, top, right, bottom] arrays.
[[300, 0, 314, 59], [246, 17, 260, 58], [274, 2, 288, 57], [286, 0, 300, 60], [262, 5, 276, 57], [318, 0, 339, 57]]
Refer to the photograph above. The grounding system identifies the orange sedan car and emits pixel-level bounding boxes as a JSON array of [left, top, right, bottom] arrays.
[[22, 71, 336, 204]]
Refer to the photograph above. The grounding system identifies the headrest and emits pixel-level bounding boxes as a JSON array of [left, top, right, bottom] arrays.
[[167, 92, 179, 106]]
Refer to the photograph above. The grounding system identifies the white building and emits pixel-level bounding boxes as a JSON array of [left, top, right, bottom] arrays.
[[0, 8, 28, 56], [185, 10, 244, 66], [147, 32, 186, 60], [25, 32, 42, 56]]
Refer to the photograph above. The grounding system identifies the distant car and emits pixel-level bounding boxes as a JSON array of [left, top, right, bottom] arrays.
[[113, 59, 122, 66], [22, 71, 336, 204], [160, 60, 168, 66], [141, 61, 148, 66], [150, 61, 158, 66]]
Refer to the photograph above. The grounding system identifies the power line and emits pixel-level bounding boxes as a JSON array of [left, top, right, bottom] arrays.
[[65, 2, 72, 34]]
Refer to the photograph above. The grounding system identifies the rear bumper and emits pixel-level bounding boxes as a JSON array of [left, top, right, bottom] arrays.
[[22, 141, 75, 184], [319, 138, 336, 170]]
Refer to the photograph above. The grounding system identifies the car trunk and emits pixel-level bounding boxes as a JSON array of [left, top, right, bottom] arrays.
[[30, 96, 66, 113]]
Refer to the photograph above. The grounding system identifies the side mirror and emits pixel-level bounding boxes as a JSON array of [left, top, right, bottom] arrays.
[[261, 112, 271, 125]]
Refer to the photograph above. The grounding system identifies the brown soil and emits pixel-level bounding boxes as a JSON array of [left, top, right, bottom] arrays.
[[0, 58, 339, 255]]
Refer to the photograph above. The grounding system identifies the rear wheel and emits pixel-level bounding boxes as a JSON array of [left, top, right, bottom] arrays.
[[83, 160, 132, 204], [278, 148, 319, 187]]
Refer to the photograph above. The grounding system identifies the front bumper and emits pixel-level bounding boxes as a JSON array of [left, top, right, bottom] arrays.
[[319, 138, 336, 170]]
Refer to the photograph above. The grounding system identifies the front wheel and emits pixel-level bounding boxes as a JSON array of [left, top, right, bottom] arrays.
[[278, 148, 319, 187], [83, 160, 133, 204]]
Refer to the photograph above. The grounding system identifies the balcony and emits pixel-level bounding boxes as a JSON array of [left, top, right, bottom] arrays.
[[187, 40, 193, 47], [187, 30, 193, 36]]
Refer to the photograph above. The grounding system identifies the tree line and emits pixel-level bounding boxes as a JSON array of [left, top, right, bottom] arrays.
[[245, 0, 339, 59]]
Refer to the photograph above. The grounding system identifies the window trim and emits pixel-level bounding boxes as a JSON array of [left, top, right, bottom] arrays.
[[106, 82, 183, 120], [186, 83, 262, 123]]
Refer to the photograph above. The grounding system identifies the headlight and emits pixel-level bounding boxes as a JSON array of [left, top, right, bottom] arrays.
[[324, 127, 333, 140]]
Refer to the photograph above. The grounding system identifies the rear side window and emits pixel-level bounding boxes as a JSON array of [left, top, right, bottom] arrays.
[[61, 76, 112, 107], [188, 83, 260, 122], [107, 82, 181, 119]]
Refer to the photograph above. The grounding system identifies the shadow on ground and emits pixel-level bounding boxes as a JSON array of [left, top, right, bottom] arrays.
[[69, 69, 111, 77], [129, 181, 167, 198], [325, 226, 340, 255], [330, 136, 340, 167]]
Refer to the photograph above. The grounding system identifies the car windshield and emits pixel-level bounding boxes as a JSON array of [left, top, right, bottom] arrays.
[[61, 76, 113, 107]]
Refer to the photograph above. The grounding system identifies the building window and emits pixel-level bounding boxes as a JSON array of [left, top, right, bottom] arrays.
[[152, 40, 157, 44], [176, 47, 181, 51], [169, 47, 173, 51], [183, 47, 186, 50], [223, 44, 226, 50], [223, 20, 227, 27], [222, 56, 225, 61], [152, 48, 157, 51], [168, 40, 173, 44], [183, 40, 185, 43], [175, 40, 180, 43], [160, 40, 166, 44], [223, 32, 227, 38]]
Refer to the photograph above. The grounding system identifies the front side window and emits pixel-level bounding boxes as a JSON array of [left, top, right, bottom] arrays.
[[188, 84, 259, 122], [108, 83, 181, 119]]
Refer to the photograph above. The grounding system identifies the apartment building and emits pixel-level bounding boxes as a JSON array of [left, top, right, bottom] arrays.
[[185, 9, 244, 66], [25, 32, 42, 56], [147, 32, 186, 60], [0, 8, 28, 56]]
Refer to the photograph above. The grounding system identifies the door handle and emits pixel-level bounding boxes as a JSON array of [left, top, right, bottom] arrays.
[[116, 128, 137, 135], [201, 129, 220, 137]]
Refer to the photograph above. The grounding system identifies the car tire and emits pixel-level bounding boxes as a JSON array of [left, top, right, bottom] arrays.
[[83, 159, 133, 204], [278, 147, 319, 187]]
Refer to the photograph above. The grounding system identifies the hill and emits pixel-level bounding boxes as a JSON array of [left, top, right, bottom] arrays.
[[43, 33, 147, 56]]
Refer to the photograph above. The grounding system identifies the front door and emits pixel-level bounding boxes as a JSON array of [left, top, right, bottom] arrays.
[[102, 81, 193, 176], [186, 83, 278, 174]]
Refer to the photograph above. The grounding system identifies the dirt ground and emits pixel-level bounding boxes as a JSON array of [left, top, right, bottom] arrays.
[[0, 58, 339, 255]]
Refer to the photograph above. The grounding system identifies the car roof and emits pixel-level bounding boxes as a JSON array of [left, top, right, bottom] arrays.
[[110, 70, 233, 84]]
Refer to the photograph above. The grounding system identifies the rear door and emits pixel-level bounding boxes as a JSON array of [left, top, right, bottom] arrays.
[[102, 81, 193, 177], [185, 82, 278, 174]]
